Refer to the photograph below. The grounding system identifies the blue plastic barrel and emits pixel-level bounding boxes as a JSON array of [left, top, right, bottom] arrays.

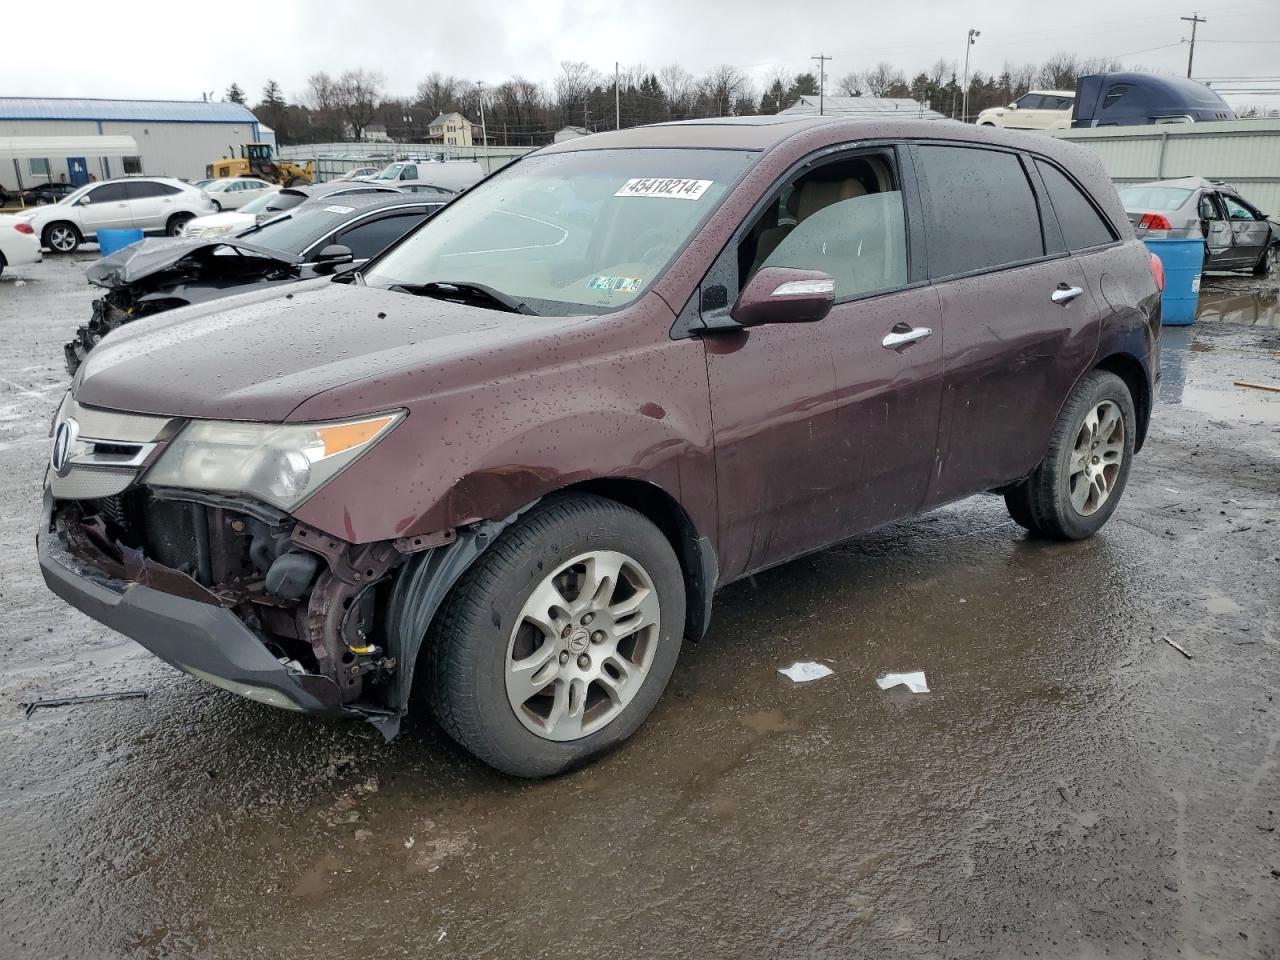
[[97, 228, 144, 257], [1142, 237, 1203, 326]]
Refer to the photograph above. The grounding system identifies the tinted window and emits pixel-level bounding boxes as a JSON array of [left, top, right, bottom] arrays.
[[333, 212, 427, 259], [1016, 94, 1044, 110], [126, 181, 179, 199], [88, 182, 130, 203], [1036, 161, 1115, 250], [1102, 85, 1130, 110], [738, 153, 907, 300], [1044, 95, 1073, 110], [915, 145, 1043, 278]]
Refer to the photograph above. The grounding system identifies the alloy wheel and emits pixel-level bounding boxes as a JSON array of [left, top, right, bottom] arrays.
[[49, 226, 76, 252], [505, 550, 661, 741], [1068, 400, 1124, 516]]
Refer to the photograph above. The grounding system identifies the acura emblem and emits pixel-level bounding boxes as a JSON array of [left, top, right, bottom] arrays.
[[50, 418, 79, 477]]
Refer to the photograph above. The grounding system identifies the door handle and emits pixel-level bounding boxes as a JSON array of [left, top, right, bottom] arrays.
[[881, 326, 933, 349], [1051, 284, 1084, 305]]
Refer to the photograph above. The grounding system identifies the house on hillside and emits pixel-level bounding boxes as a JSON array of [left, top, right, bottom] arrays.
[[427, 112, 481, 147]]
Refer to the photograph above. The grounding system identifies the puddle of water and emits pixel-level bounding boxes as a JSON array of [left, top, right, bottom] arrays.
[[1196, 277, 1279, 327], [1178, 384, 1280, 424]]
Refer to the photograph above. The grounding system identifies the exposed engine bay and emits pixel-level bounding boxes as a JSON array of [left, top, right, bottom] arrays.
[[65, 239, 303, 375]]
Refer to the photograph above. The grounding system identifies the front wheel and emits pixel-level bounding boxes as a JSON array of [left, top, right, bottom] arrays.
[[1254, 243, 1278, 278], [423, 494, 686, 777], [43, 222, 81, 254], [1004, 370, 1136, 540], [211, 200, 222, 213]]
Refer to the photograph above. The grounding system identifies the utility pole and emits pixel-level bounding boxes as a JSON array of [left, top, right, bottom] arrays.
[[475, 81, 488, 151], [962, 28, 980, 122], [615, 62, 621, 130], [811, 54, 832, 116], [1181, 12, 1206, 78]]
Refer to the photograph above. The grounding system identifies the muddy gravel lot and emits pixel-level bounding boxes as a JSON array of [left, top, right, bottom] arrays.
[[1, 255, 1277, 959]]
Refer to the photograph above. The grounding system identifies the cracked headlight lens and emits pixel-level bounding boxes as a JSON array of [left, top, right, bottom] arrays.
[[146, 412, 402, 511]]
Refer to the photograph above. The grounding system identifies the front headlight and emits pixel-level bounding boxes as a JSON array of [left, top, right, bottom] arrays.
[[146, 412, 403, 511]]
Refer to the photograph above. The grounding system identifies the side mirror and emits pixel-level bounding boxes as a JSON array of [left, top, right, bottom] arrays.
[[730, 267, 835, 328], [312, 244, 353, 273], [77, 195, 92, 206], [1008, 102, 1019, 110]]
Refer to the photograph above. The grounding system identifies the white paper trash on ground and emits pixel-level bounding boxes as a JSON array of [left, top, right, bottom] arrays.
[[875, 671, 930, 694], [778, 661, 834, 683]]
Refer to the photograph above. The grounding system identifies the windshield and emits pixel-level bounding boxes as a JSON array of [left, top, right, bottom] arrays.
[[241, 191, 282, 214], [364, 148, 756, 313], [1119, 186, 1193, 211], [373, 164, 407, 181]]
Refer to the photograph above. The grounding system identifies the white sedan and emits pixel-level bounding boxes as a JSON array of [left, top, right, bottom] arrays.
[[201, 177, 275, 211], [184, 189, 282, 239], [0, 214, 42, 276]]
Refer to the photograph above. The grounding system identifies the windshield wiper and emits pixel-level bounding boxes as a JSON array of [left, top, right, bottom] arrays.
[[389, 280, 537, 315]]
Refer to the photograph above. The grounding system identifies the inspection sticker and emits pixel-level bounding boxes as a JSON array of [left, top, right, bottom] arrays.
[[615, 178, 713, 200], [587, 275, 642, 293]]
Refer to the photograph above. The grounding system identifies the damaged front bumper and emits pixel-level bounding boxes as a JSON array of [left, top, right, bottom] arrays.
[[38, 492, 359, 719]]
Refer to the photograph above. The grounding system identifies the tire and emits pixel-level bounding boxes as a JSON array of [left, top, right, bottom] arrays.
[[1254, 243, 1278, 279], [1004, 370, 1136, 541], [43, 222, 81, 254], [423, 494, 686, 778], [211, 200, 222, 213], [166, 213, 194, 237]]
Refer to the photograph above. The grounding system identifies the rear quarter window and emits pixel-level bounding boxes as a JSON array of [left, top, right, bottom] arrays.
[[1036, 160, 1116, 251], [914, 145, 1044, 278]]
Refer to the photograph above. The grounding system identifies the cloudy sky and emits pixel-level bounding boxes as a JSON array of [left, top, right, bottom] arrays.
[[7, 0, 1278, 108]]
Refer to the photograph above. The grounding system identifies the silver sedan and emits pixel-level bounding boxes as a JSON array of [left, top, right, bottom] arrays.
[[1119, 177, 1278, 277]]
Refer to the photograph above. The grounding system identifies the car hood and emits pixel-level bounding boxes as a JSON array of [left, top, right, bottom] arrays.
[[73, 281, 580, 422], [86, 237, 302, 288]]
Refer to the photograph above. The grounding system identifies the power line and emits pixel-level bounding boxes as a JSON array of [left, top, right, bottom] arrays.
[[811, 54, 832, 115], [1181, 12, 1208, 77]]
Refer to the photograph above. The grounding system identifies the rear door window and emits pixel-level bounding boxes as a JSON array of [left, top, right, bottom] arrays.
[[914, 145, 1044, 278], [1035, 160, 1116, 250]]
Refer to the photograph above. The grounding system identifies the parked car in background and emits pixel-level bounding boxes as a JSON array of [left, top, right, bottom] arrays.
[[0, 214, 42, 276], [202, 177, 274, 211], [40, 116, 1161, 778], [387, 180, 457, 198], [16, 182, 79, 206], [1120, 176, 1278, 276], [338, 167, 381, 181], [184, 189, 282, 239], [370, 159, 484, 191], [16, 177, 214, 253], [977, 90, 1074, 130], [1073, 73, 1235, 127], [64, 193, 445, 372], [189, 178, 215, 190]]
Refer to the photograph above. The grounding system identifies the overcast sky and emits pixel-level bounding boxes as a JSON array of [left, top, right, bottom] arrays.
[[7, 0, 1278, 109]]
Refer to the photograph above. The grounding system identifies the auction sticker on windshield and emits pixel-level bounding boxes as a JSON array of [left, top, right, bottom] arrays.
[[615, 178, 712, 200], [587, 275, 642, 293], [323, 205, 355, 214]]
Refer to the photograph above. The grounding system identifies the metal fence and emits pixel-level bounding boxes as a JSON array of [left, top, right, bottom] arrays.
[[276, 142, 533, 182], [1054, 119, 1280, 215]]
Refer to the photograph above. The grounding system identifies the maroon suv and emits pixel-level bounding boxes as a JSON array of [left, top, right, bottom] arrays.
[[40, 116, 1162, 777]]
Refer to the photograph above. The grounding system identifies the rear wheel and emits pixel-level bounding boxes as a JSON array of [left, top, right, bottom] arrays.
[[1004, 370, 1135, 540], [423, 494, 685, 778], [210, 200, 222, 213], [1254, 243, 1278, 278], [166, 213, 194, 237], [43, 222, 80, 254]]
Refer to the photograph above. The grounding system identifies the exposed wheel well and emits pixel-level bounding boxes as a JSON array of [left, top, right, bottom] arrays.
[[562, 478, 716, 640], [1094, 352, 1151, 452]]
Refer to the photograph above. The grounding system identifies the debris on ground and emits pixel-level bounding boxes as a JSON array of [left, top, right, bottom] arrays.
[[778, 661, 834, 683], [875, 671, 930, 694], [1232, 380, 1280, 393], [22, 690, 147, 718], [1162, 636, 1193, 659]]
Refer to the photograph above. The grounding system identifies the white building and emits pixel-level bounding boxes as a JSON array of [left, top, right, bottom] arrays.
[[781, 95, 945, 120], [0, 97, 266, 191]]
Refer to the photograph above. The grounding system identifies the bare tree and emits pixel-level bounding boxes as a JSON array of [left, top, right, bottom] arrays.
[[698, 65, 749, 116], [334, 69, 385, 140], [303, 71, 339, 112], [835, 73, 864, 97], [658, 63, 696, 117], [554, 60, 602, 122], [861, 62, 909, 97], [415, 72, 461, 119]]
